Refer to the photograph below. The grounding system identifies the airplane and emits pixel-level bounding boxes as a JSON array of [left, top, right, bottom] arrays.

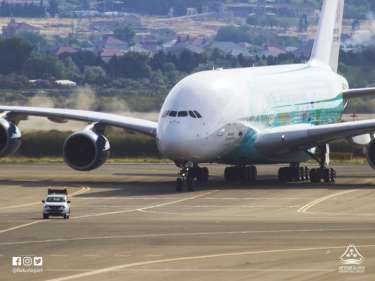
[[0, 0, 375, 192]]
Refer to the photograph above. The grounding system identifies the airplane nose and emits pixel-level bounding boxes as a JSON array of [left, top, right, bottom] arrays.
[[158, 138, 187, 160], [157, 122, 189, 160]]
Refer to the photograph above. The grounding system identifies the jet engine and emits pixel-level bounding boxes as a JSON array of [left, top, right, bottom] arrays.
[[0, 118, 22, 157], [366, 138, 375, 170], [62, 131, 110, 171]]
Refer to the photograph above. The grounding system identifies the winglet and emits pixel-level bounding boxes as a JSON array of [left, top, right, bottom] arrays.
[[308, 0, 344, 73]]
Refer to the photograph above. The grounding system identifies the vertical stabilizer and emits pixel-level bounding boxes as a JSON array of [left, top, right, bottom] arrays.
[[308, 0, 344, 72]]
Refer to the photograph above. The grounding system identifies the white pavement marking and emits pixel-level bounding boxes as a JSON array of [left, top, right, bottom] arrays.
[[0, 221, 42, 234], [45, 244, 375, 280], [72, 189, 219, 219], [297, 189, 359, 213], [2, 227, 375, 246], [0, 202, 41, 210], [0, 185, 89, 210]]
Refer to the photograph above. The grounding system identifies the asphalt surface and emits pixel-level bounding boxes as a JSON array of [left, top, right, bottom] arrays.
[[0, 163, 374, 281]]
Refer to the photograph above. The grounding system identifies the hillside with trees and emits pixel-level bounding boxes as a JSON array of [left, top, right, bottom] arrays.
[[0, 34, 375, 114]]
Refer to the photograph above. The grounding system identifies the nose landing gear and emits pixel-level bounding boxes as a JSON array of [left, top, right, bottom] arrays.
[[175, 162, 209, 192]]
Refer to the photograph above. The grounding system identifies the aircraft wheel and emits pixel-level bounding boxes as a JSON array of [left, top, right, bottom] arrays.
[[304, 167, 310, 181], [330, 168, 336, 182], [250, 166, 257, 181], [245, 167, 251, 181], [187, 177, 194, 192], [202, 167, 209, 181], [176, 178, 182, 192], [310, 168, 321, 183], [195, 167, 203, 182], [323, 169, 332, 183], [224, 167, 230, 181]]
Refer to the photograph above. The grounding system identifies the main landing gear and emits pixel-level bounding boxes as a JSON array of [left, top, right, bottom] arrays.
[[175, 162, 209, 192], [224, 166, 257, 182], [278, 164, 310, 182], [307, 144, 336, 183], [278, 145, 336, 183]]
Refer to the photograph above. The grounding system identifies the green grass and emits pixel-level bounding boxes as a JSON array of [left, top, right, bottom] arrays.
[[0, 157, 173, 164], [304, 158, 368, 165]]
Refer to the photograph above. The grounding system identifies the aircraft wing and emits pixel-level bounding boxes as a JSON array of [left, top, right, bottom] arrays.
[[254, 120, 375, 156], [343, 87, 375, 99], [0, 106, 158, 137]]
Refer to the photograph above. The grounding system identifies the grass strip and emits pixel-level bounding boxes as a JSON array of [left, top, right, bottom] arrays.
[[0, 157, 173, 164]]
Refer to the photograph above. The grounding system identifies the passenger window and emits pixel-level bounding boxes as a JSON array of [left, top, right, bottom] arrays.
[[162, 110, 170, 118], [178, 111, 188, 117], [194, 111, 202, 118], [169, 111, 177, 117], [188, 111, 196, 118]]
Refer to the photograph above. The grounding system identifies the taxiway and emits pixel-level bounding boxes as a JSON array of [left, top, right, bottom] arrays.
[[0, 163, 374, 281]]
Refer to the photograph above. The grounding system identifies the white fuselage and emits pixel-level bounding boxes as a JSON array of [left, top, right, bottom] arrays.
[[156, 63, 348, 165]]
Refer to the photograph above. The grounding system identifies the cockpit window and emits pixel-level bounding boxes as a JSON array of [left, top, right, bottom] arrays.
[[162, 110, 170, 118], [188, 111, 196, 118], [194, 111, 202, 118], [166, 110, 201, 118], [177, 111, 188, 117], [169, 111, 177, 117]]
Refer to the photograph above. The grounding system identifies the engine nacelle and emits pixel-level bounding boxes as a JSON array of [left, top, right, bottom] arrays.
[[63, 131, 110, 171], [0, 118, 22, 157], [346, 134, 371, 149], [366, 138, 375, 170]]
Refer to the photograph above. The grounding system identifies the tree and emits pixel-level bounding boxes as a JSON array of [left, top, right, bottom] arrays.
[[113, 25, 135, 46], [59, 50, 105, 73], [148, 51, 178, 72], [150, 70, 166, 86], [177, 50, 201, 73], [298, 14, 308, 32], [17, 32, 48, 53], [214, 25, 251, 43], [279, 17, 291, 32], [246, 15, 257, 26], [0, 37, 34, 75], [48, 0, 59, 16], [83, 66, 107, 85], [64, 57, 81, 81], [174, 0, 187, 16], [23, 53, 66, 79], [118, 52, 151, 79]]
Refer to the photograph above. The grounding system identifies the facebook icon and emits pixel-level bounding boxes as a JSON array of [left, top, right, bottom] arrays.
[[12, 257, 21, 266]]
